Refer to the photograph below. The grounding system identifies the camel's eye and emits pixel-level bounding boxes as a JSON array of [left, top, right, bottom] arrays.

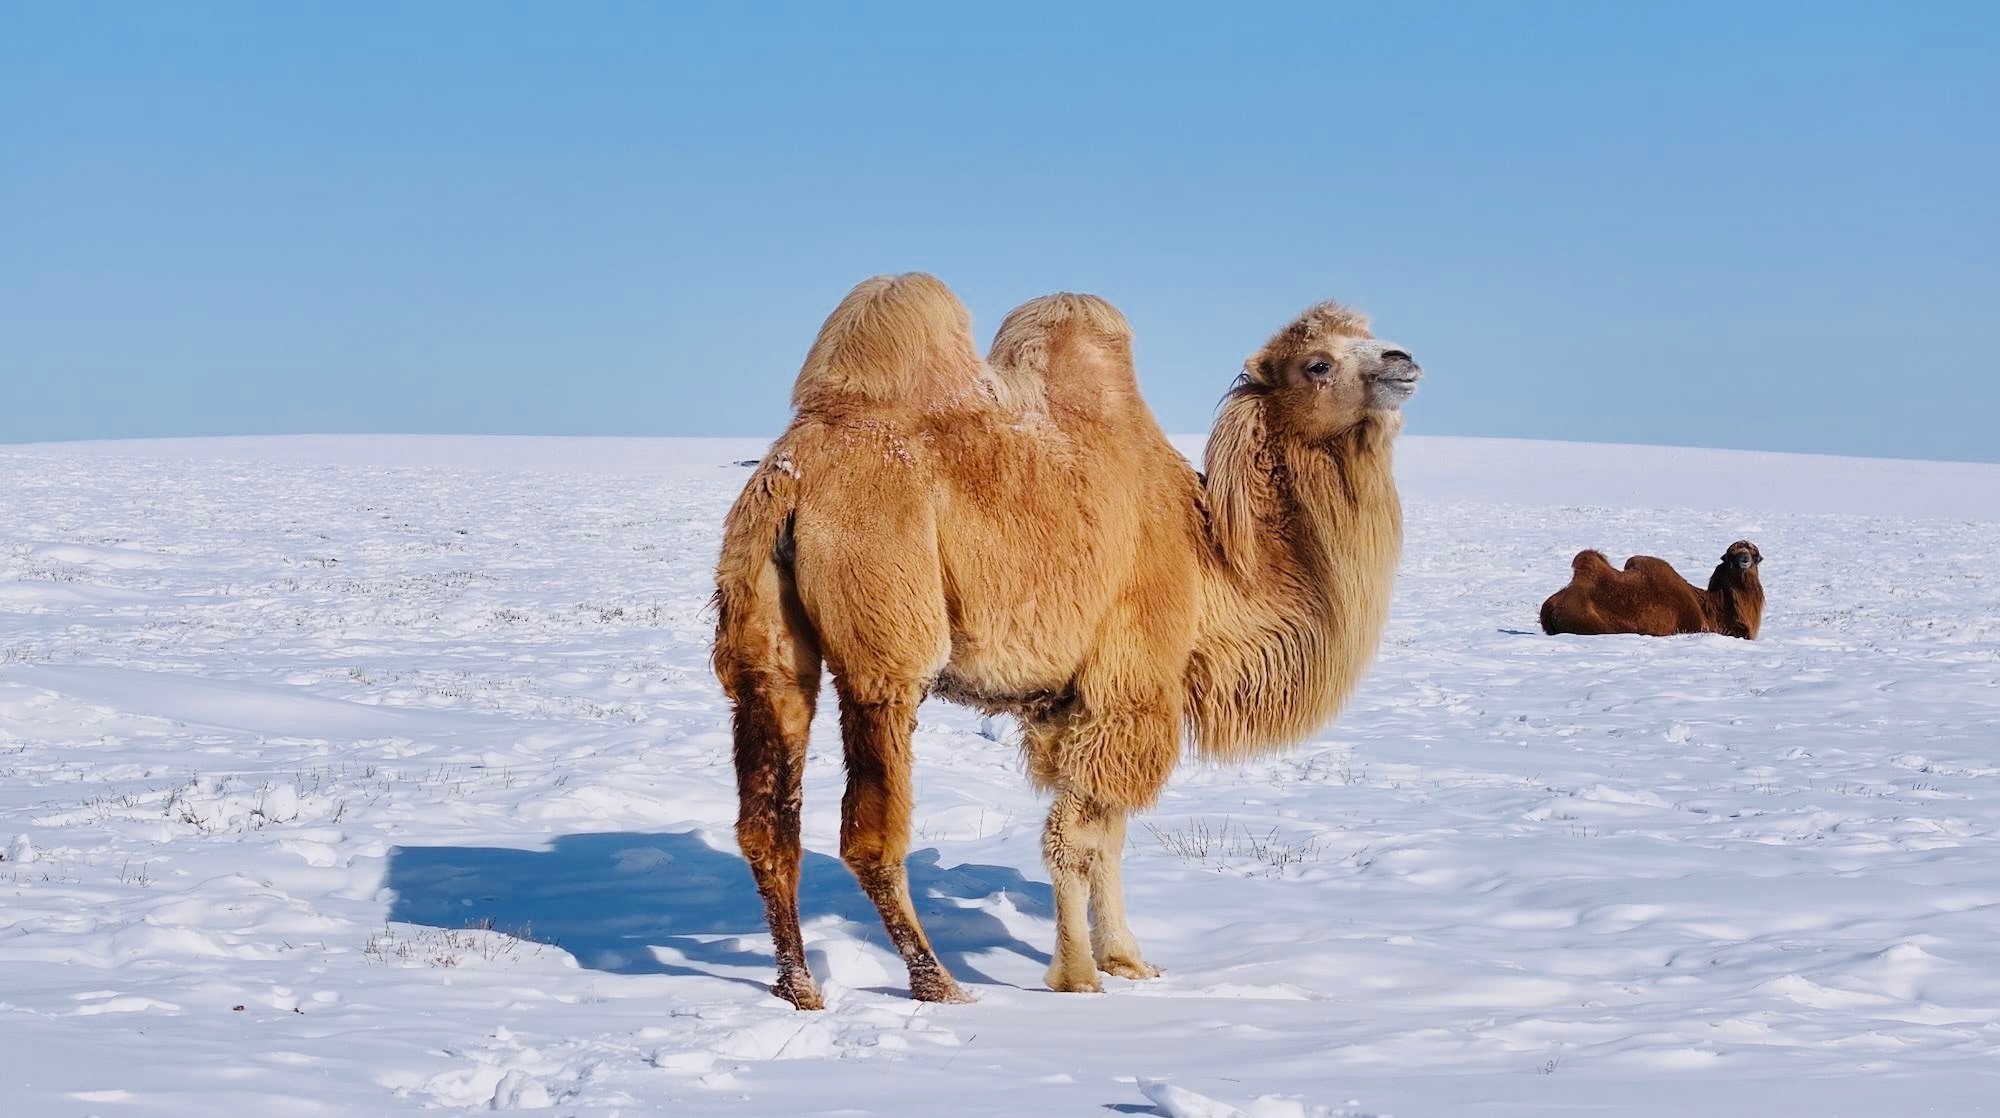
[[1306, 360, 1332, 378]]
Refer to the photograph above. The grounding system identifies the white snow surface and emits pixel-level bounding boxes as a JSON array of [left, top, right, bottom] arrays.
[[2, 433, 1997, 1117]]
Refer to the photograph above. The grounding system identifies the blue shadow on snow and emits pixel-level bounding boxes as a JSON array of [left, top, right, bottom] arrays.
[[384, 831, 1053, 994]]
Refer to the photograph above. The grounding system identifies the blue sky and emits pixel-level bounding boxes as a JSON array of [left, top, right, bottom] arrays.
[[4, 2, 1995, 460]]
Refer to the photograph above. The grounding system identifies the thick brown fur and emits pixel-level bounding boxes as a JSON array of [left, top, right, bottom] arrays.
[[1539, 540, 1765, 640], [713, 273, 1419, 1008]]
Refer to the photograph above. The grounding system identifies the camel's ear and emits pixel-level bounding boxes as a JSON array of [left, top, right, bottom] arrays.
[[1242, 349, 1276, 387]]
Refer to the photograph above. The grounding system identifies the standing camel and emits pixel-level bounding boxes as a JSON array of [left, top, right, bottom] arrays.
[[712, 274, 1419, 1009]]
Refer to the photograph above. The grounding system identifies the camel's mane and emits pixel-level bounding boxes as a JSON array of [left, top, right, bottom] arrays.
[[1188, 320, 1405, 761]]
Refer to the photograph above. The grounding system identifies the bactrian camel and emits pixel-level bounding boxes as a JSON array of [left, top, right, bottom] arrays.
[[1540, 540, 1765, 639], [712, 273, 1419, 1008]]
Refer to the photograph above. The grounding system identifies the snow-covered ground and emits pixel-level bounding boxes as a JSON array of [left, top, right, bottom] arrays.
[[2, 433, 1997, 1117]]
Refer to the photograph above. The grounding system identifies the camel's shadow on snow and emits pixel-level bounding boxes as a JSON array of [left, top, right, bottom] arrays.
[[385, 831, 1053, 995]]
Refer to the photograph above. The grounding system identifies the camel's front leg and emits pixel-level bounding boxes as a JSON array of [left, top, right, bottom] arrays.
[[1042, 790, 1109, 992], [1089, 811, 1160, 979], [1040, 689, 1178, 993], [1040, 792, 1136, 992]]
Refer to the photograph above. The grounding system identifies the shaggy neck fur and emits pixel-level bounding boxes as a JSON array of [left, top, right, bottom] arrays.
[[1185, 389, 1404, 760], [1703, 562, 1765, 640]]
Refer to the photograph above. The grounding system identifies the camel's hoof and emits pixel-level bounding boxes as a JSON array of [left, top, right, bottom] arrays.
[[911, 975, 977, 1004], [771, 975, 825, 1011], [1099, 957, 1162, 980], [906, 960, 975, 1004], [1046, 964, 1105, 994]]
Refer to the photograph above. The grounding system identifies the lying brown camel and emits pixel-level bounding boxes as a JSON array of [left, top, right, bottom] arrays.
[[712, 273, 1417, 1008], [1539, 540, 1765, 639]]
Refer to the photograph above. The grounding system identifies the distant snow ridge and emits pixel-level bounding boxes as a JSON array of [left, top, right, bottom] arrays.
[[1138, 1079, 1379, 1118]]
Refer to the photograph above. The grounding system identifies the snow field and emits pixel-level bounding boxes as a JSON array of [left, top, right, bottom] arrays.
[[2, 435, 1997, 1116]]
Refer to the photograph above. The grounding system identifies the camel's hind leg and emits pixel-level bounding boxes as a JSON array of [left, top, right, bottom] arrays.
[[729, 662, 822, 1010], [794, 486, 966, 1003], [835, 677, 973, 1004]]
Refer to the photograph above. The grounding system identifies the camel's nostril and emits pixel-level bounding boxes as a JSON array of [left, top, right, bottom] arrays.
[[1381, 349, 1412, 363]]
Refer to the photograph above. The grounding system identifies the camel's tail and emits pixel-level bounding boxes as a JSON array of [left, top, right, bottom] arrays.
[[711, 446, 819, 704], [791, 272, 986, 414]]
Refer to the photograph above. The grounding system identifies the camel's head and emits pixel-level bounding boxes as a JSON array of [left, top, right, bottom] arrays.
[[1241, 301, 1420, 439], [1722, 540, 1763, 572]]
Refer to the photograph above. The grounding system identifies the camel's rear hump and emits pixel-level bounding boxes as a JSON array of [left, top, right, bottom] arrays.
[[791, 273, 988, 415], [984, 291, 1151, 424]]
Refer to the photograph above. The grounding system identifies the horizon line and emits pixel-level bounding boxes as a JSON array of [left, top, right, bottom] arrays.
[[4, 430, 1994, 470]]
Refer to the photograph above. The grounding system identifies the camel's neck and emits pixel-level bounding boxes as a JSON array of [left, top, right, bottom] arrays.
[[1185, 396, 1404, 760], [1704, 565, 1765, 639]]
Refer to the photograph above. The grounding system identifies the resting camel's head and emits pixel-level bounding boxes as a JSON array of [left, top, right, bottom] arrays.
[[1240, 301, 1421, 439], [1722, 540, 1763, 572]]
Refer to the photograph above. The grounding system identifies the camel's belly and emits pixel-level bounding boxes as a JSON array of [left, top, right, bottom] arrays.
[[936, 610, 1090, 709], [930, 525, 1125, 704]]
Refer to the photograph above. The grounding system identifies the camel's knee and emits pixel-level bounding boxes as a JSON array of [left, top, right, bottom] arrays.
[[838, 763, 913, 871], [1042, 793, 1110, 875], [729, 677, 814, 871], [736, 783, 804, 892], [833, 683, 920, 871], [838, 796, 907, 873], [736, 808, 800, 872], [1043, 822, 1096, 876], [730, 673, 814, 771]]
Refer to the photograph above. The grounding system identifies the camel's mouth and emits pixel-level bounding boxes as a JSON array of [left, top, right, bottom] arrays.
[[1368, 373, 1421, 408]]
